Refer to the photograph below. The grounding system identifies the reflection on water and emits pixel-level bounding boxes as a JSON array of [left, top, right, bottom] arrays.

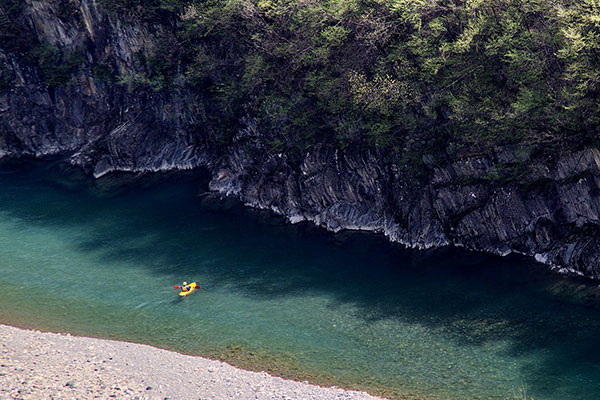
[[0, 159, 599, 400]]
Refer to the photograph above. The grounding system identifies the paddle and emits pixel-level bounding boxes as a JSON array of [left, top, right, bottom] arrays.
[[173, 285, 201, 289]]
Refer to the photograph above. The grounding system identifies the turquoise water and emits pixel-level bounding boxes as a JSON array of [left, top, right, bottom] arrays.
[[1, 160, 600, 400]]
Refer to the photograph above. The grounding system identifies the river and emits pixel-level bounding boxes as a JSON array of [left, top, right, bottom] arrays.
[[0, 159, 599, 400]]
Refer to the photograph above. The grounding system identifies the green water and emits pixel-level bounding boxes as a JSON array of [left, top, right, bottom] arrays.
[[1, 160, 600, 400]]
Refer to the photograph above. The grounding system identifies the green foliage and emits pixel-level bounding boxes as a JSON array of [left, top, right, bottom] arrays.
[[27, 44, 84, 88], [7, 0, 600, 167], [115, 33, 182, 91], [169, 0, 590, 156], [92, 64, 114, 81], [98, 0, 189, 21]]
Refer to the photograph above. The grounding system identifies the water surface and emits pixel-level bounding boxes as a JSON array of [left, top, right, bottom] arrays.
[[1, 160, 599, 400]]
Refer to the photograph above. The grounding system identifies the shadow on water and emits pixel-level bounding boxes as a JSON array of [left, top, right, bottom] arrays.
[[2, 159, 600, 398]]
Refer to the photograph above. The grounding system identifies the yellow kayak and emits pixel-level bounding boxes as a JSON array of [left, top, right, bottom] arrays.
[[179, 282, 198, 297]]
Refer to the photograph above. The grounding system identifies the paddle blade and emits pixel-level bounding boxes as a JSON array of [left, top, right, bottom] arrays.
[[173, 286, 181, 289]]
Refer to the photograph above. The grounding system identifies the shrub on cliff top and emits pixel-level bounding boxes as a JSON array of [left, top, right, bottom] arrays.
[[6, 0, 600, 171], [27, 44, 84, 88], [172, 1, 600, 156]]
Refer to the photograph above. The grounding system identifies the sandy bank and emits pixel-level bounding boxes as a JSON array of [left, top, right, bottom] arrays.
[[0, 324, 388, 400]]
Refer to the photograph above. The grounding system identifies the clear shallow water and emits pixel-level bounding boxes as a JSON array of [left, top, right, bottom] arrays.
[[1, 161, 600, 400]]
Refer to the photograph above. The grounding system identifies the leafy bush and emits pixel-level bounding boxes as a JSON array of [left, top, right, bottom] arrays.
[[27, 44, 83, 88], [171, 0, 596, 156], [8, 0, 600, 174]]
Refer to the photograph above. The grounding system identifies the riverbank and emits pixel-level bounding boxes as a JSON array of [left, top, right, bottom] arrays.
[[0, 324, 389, 400]]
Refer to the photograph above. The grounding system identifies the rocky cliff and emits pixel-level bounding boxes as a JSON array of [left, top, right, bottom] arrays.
[[0, 0, 209, 174], [2, 0, 600, 279], [210, 126, 600, 279]]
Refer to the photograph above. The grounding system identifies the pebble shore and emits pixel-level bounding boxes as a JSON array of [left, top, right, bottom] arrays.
[[0, 324, 388, 400]]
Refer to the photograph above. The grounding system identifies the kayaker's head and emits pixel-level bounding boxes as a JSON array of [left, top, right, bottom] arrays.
[[183, 281, 188, 286]]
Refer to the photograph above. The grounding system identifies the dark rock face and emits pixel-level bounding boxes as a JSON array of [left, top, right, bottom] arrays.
[[1, 0, 210, 173], [210, 129, 600, 279], [2, 1, 600, 279]]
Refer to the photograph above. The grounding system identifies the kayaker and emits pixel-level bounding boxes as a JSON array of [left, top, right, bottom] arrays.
[[182, 281, 191, 292]]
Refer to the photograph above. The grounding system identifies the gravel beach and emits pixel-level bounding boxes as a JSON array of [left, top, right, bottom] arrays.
[[0, 324, 388, 400]]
